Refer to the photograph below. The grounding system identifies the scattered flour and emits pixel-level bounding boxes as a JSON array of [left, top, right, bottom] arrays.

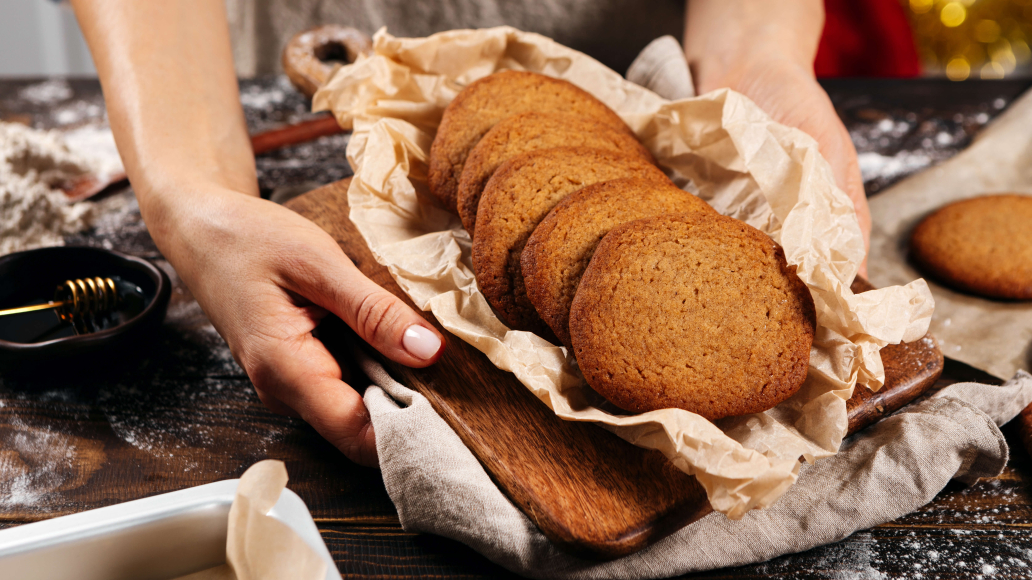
[[0, 122, 123, 256], [51, 100, 105, 127], [239, 81, 287, 110], [17, 79, 73, 105], [856, 150, 933, 183], [0, 417, 78, 508], [62, 125, 125, 179]]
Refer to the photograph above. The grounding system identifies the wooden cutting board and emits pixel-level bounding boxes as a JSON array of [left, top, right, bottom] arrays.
[[286, 178, 944, 560]]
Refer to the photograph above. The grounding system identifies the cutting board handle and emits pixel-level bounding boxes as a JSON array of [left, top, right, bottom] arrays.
[[282, 25, 373, 98]]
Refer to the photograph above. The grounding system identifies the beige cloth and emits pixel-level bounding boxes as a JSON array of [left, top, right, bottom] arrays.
[[361, 342, 1032, 578], [224, 0, 683, 77], [625, 36, 694, 100]]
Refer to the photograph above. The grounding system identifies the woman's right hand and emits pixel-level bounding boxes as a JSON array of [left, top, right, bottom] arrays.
[[70, 0, 448, 466], [146, 185, 445, 467]]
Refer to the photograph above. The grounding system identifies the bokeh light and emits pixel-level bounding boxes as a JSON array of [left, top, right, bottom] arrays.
[[975, 18, 1002, 41], [941, 2, 967, 26], [904, 0, 1032, 80], [946, 56, 972, 78], [912, 0, 936, 13]]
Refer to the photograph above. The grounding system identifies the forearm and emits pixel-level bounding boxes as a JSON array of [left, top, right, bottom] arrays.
[[685, 0, 824, 93], [71, 0, 256, 239]]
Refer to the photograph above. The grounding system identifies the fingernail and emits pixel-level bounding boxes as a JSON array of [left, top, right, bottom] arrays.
[[402, 325, 442, 360]]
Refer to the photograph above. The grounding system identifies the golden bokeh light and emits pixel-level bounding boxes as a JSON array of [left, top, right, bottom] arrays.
[[981, 60, 1007, 77], [904, 0, 1032, 80], [991, 39, 1018, 71], [946, 56, 972, 79], [911, 0, 935, 13], [975, 19, 1001, 42], [1014, 39, 1032, 62], [941, 2, 968, 26]]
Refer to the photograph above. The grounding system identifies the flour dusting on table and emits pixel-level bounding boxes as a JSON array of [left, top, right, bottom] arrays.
[[0, 417, 79, 509], [0, 122, 122, 256]]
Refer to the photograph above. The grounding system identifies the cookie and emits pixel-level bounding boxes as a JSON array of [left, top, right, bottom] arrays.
[[569, 213, 815, 420], [428, 71, 630, 213], [472, 147, 670, 337], [910, 194, 1032, 300], [522, 178, 716, 348], [457, 112, 651, 237]]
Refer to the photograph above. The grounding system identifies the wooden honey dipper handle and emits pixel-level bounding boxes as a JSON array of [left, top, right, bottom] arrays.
[[282, 25, 373, 98], [0, 277, 119, 320]]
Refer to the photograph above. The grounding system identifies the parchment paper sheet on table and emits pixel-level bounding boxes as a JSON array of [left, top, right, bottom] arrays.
[[868, 87, 1032, 382], [313, 26, 933, 518]]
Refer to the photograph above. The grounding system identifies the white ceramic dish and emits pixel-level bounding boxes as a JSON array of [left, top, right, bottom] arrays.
[[0, 479, 342, 580]]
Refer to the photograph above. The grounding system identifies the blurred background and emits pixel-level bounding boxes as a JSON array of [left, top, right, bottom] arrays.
[[906, 0, 1032, 79], [0, 0, 1030, 80], [0, 0, 95, 76]]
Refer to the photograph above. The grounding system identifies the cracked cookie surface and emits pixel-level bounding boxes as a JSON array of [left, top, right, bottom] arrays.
[[569, 213, 815, 420], [457, 112, 648, 237], [429, 71, 629, 213], [472, 147, 669, 338], [522, 178, 715, 349]]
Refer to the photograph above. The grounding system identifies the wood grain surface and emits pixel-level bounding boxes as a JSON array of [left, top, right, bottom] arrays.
[[285, 177, 944, 559]]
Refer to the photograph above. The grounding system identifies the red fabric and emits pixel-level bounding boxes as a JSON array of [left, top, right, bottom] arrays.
[[816, 0, 921, 78]]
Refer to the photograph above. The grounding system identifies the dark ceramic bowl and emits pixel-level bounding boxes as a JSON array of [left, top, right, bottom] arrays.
[[0, 246, 171, 374]]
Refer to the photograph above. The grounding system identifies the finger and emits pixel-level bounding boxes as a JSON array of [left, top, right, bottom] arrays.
[[252, 331, 378, 466], [254, 388, 301, 418], [286, 248, 446, 368]]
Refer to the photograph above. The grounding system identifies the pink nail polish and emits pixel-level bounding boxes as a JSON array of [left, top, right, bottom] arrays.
[[402, 325, 442, 360]]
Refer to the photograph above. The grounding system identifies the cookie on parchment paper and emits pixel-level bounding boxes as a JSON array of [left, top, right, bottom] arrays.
[[569, 213, 816, 420], [428, 71, 630, 213], [910, 194, 1032, 300], [472, 147, 670, 338], [457, 112, 651, 237], [522, 178, 716, 349]]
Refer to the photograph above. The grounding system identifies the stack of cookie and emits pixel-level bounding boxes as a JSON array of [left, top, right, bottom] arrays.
[[429, 71, 816, 421]]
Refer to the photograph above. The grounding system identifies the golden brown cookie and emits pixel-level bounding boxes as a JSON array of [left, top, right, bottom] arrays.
[[472, 147, 670, 338], [522, 178, 716, 349], [910, 194, 1032, 300], [428, 71, 629, 213], [457, 112, 651, 237], [569, 213, 815, 420]]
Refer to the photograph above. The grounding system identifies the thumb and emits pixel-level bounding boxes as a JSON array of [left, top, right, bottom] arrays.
[[299, 257, 446, 368]]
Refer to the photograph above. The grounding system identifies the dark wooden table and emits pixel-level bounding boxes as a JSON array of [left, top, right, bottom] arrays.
[[2, 76, 1032, 579]]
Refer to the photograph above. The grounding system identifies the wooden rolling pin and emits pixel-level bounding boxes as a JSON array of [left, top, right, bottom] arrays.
[[62, 115, 348, 202]]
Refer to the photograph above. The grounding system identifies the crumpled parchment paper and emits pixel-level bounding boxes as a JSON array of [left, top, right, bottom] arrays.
[[868, 88, 1032, 381], [313, 26, 933, 518]]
